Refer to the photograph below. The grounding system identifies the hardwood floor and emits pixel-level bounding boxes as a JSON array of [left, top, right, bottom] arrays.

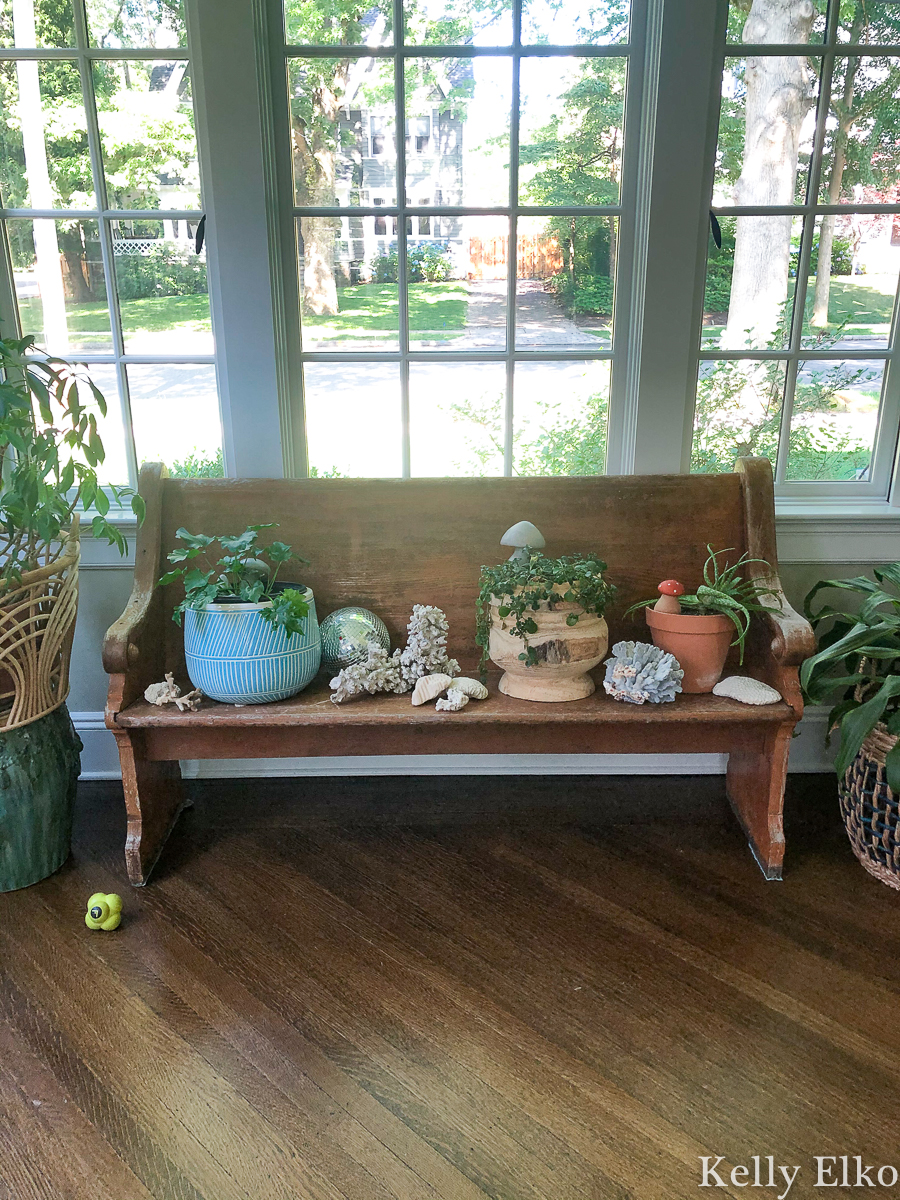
[[2, 775, 899, 1200]]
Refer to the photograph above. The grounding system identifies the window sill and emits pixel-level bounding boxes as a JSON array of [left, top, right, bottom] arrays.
[[775, 501, 900, 565]]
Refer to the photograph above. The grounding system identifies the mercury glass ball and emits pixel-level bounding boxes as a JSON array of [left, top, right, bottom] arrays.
[[320, 607, 390, 671]]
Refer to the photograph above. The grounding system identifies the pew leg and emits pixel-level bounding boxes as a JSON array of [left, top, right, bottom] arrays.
[[726, 724, 794, 881], [115, 731, 187, 886]]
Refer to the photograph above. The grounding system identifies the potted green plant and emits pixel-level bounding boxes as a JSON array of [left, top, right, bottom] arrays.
[[625, 546, 780, 693], [158, 524, 321, 704], [801, 563, 900, 889], [475, 550, 616, 701], [0, 335, 141, 891]]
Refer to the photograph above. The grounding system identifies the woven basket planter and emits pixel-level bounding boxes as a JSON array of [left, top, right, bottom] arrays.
[[0, 520, 80, 733], [839, 723, 900, 891]]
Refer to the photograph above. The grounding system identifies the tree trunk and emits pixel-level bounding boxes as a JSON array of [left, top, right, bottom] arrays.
[[292, 74, 348, 318], [723, 0, 816, 350], [811, 7, 864, 326]]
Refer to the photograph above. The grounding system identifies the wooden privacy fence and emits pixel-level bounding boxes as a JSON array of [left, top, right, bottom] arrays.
[[468, 235, 563, 281]]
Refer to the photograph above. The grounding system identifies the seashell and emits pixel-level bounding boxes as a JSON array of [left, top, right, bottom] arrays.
[[435, 689, 469, 711], [411, 673, 453, 705], [448, 677, 488, 700], [713, 676, 782, 705]]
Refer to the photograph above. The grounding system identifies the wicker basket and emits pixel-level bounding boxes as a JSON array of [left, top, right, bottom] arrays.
[[839, 721, 900, 891], [0, 520, 80, 733]]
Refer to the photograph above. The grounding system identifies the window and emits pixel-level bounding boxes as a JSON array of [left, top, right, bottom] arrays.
[[0, 0, 223, 487], [696, 0, 900, 497], [281, 0, 639, 478]]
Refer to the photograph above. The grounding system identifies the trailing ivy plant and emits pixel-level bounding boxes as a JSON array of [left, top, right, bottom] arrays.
[[158, 524, 311, 636], [801, 564, 900, 790], [0, 336, 143, 590], [476, 549, 616, 675], [625, 545, 780, 664]]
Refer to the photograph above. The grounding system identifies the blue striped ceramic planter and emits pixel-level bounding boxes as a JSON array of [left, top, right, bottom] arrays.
[[183, 589, 321, 704]]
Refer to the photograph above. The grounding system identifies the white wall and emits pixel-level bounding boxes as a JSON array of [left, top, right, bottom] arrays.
[[72, 516, 900, 779]]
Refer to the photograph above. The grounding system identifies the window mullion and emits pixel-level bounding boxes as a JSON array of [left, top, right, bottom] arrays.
[[504, 0, 522, 478], [774, 9, 839, 487], [186, 0, 287, 477], [624, 0, 728, 476], [394, 0, 411, 478], [73, 0, 141, 487]]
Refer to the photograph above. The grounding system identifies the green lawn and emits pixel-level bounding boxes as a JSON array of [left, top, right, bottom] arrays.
[[18, 294, 210, 338], [702, 274, 897, 341], [18, 281, 468, 342], [811, 275, 896, 331], [302, 281, 468, 340]]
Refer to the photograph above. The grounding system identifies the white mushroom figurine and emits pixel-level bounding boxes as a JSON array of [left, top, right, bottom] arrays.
[[500, 520, 545, 562]]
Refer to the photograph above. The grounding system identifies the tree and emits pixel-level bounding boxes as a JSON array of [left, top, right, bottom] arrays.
[[519, 56, 624, 312], [722, 0, 817, 349], [811, 1, 900, 325], [285, 0, 503, 317], [0, 0, 196, 344]]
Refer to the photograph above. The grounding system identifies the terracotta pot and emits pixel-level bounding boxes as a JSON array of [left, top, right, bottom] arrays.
[[645, 608, 733, 693], [489, 595, 609, 702]]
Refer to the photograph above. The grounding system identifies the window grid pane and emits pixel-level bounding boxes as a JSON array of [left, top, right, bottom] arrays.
[[702, 1, 900, 495], [286, 0, 630, 479], [0, 0, 220, 489]]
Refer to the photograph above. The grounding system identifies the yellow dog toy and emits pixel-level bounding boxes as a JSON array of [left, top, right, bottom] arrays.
[[85, 893, 123, 931]]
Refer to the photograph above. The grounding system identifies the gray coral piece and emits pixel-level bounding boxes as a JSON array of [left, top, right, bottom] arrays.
[[603, 640, 683, 705]]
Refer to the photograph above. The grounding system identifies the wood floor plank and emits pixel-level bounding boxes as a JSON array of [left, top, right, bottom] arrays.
[[2, 777, 899, 1200], [281, 828, 898, 1161], [0, 1021, 154, 1200]]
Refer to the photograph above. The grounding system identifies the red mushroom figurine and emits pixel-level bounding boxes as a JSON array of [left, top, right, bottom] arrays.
[[654, 579, 684, 614]]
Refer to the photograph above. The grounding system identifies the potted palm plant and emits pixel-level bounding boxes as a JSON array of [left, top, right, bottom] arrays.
[[158, 524, 321, 704], [0, 335, 142, 891], [626, 546, 780, 692], [802, 563, 900, 889], [475, 550, 616, 701]]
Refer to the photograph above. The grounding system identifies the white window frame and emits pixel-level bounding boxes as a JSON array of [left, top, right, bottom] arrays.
[[266, 0, 653, 479], [0, 2, 214, 488], [697, 1, 900, 503], [7, 0, 898, 528]]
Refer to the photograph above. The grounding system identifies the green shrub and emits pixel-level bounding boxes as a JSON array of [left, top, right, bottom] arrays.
[[547, 273, 614, 316], [704, 260, 732, 313], [789, 235, 854, 277], [168, 448, 223, 478], [115, 243, 208, 301], [369, 244, 453, 284]]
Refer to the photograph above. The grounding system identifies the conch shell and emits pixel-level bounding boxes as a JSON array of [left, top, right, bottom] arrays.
[[411, 673, 453, 705]]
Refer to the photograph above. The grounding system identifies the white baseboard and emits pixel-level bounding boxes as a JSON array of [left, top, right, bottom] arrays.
[[73, 706, 836, 780]]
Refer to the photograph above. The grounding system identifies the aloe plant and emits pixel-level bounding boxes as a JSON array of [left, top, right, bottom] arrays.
[[801, 564, 900, 790], [625, 545, 780, 664]]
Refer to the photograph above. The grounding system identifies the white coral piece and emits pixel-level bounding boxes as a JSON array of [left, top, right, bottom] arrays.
[[603, 641, 683, 705], [449, 677, 488, 700], [145, 672, 181, 706], [330, 644, 406, 704], [412, 674, 453, 705], [144, 673, 202, 712], [395, 604, 460, 689], [436, 689, 469, 712]]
